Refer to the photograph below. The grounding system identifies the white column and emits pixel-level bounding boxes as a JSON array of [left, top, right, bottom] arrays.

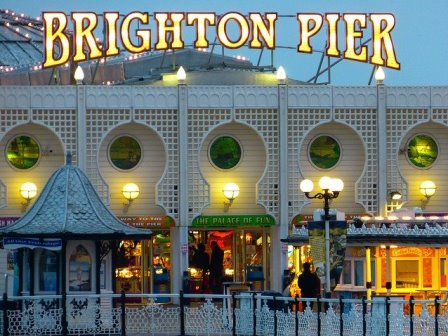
[[377, 82, 387, 216], [76, 85, 86, 171], [171, 82, 189, 295], [366, 247, 372, 299], [270, 82, 289, 291]]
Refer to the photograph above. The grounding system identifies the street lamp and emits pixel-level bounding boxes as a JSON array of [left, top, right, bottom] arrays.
[[300, 176, 344, 297]]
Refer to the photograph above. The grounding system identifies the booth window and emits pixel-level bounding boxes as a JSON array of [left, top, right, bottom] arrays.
[[109, 135, 142, 170], [69, 245, 92, 291], [308, 135, 341, 170], [6, 135, 40, 169], [209, 136, 242, 170], [406, 134, 438, 168], [38, 250, 58, 293], [341, 258, 375, 288], [395, 260, 419, 288], [441, 258, 446, 288]]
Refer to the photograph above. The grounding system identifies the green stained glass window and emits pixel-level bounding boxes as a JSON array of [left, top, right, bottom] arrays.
[[7, 135, 40, 169], [209, 136, 242, 169], [309, 135, 341, 169], [407, 134, 438, 168], [109, 136, 142, 170]]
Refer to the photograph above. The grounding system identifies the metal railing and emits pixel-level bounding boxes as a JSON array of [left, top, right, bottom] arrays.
[[1, 292, 448, 335]]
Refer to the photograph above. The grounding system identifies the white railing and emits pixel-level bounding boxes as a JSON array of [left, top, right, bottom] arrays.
[[1, 292, 448, 335]]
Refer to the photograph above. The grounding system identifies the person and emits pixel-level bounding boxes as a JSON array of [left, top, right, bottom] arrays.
[[298, 262, 321, 310], [209, 241, 224, 295], [191, 243, 210, 292]]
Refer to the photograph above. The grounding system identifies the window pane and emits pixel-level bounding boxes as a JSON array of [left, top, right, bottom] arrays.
[[354, 260, 364, 286], [7, 135, 40, 169], [39, 251, 58, 292], [396, 260, 419, 288], [407, 134, 438, 168], [309, 135, 341, 169], [109, 136, 141, 170], [371, 260, 376, 287], [69, 245, 92, 291], [343, 260, 351, 284], [209, 136, 242, 169]]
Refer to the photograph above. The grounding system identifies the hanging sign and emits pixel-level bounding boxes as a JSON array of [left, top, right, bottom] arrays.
[[192, 214, 275, 227], [42, 12, 400, 70], [3, 237, 62, 251], [0, 217, 20, 228], [118, 216, 173, 229]]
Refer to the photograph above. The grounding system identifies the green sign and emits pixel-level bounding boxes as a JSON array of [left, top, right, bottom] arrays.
[[192, 215, 275, 227]]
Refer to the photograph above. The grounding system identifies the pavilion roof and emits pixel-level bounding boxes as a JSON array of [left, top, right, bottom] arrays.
[[0, 155, 152, 239]]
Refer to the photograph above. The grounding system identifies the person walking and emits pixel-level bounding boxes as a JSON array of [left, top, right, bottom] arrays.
[[191, 243, 210, 293], [209, 241, 224, 295], [298, 262, 321, 310]]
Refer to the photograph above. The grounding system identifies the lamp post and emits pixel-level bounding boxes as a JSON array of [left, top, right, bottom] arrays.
[[300, 176, 344, 297]]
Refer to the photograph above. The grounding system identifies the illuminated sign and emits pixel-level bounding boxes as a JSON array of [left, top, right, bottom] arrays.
[[42, 11, 400, 70]]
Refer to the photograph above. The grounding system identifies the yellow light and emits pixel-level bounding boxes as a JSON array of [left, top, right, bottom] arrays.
[[177, 66, 186, 82], [223, 183, 240, 201], [420, 180, 436, 198], [122, 183, 140, 201], [20, 182, 37, 201], [299, 179, 314, 193]]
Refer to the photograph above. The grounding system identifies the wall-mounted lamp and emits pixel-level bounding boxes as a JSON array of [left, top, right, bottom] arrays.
[[375, 66, 385, 85], [389, 191, 402, 201], [20, 182, 37, 210], [177, 66, 186, 83], [420, 180, 436, 209], [122, 183, 140, 212], [223, 183, 240, 211], [74, 65, 84, 85], [276, 66, 287, 83]]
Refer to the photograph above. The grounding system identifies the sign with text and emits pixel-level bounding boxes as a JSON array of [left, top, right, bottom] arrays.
[[42, 11, 400, 70], [0, 217, 20, 228], [118, 216, 173, 229], [192, 215, 275, 227]]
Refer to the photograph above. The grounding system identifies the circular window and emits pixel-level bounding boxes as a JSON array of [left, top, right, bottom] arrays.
[[109, 136, 142, 170], [209, 136, 242, 170], [407, 134, 438, 168], [6, 135, 40, 169], [309, 135, 341, 170]]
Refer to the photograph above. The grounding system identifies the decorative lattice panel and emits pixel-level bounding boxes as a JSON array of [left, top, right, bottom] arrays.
[[387, 108, 430, 211], [0, 109, 29, 208], [188, 109, 232, 219], [86, 109, 131, 201], [335, 108, 377, 214], [288, 108, 331, 220], [432, 108, 448, 126], [134, 109, 179, 219], [32, 109, 77, 164], [235, 109, 279, 219]]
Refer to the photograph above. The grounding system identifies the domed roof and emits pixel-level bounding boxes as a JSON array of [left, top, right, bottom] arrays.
[[0, 155, 152, 239]]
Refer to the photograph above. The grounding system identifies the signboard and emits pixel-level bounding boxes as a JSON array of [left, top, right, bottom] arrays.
[[42, 11, 400, 70], [192, 215, 275, 227], [0, 217, 20, 228], [3, 237, 62, 251], [118, 216, 173, 229]]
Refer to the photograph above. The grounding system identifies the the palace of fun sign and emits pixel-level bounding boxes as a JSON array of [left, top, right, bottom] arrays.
[[43, 12, 400, 70]]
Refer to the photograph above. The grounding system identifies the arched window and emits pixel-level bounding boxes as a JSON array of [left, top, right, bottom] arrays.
[[38, 250, 58, 292], [69, 245, 92, 291]]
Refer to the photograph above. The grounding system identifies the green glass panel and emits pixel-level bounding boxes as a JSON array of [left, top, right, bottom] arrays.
[[309, 135, 341, 169], [7, 136, 40, 169], [407, 134, 438, 168], [210, 136, 241, 169], [110, 136, 141, 170]]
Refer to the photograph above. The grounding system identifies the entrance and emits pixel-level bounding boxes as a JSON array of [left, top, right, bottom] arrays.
[[115, 231, 171, 301], [189, 229, 270, 293]]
